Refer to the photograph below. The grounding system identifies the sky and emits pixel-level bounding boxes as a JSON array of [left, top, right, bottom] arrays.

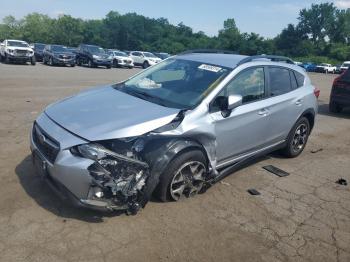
[[1, 0, 350, 38]]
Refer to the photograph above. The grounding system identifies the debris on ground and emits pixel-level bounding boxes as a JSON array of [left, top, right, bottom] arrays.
[[220, 181, 231, 186], [263, 165, 290, 177], [336, 178, 348, 186], [247, 188, 261, 195], [311, 148, 323, 153]]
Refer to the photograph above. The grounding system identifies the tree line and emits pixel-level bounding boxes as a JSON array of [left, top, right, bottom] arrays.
[[0, 2, 349, 63]]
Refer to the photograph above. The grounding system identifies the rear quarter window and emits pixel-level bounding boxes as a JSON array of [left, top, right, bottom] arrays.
[[294, 71, 305, 87]]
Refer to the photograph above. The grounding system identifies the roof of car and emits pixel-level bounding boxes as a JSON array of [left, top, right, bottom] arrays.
[[176, 53, 248, 69]]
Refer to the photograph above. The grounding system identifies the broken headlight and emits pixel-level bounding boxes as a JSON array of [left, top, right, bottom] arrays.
[[75, 143, 109, 160]]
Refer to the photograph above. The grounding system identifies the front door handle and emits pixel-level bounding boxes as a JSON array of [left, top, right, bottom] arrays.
[[258, 108, 269, 116], [295, 99, 303, 106]]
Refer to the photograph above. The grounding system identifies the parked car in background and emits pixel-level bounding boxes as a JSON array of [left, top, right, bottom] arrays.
[[300, 62, 317, 72], [153, 52, 171, 60], [315, 63, 336, 74], [31, 43, 46, 62], [335, 64, 342, 74], [76, 44, 112, 69], [0, 39, 36, 65], [30, 52, 318, 214], [107, 50, 134, 68], [43, 44, 76, 67], [129, 51, 162, 68], [340, 61, 350, 73], [329, 69, 350, 113], [66, 47, 77, 53]]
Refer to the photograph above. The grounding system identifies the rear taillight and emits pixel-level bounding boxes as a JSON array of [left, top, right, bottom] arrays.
[[314, 87, 320, 98]]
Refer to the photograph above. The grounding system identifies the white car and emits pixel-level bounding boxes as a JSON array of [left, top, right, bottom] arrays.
[[0, 39, 36, 65], [129, 51, 162, 68], [108, 50, 134, 69], [316, 63, 336, 73], [340, 61, 350, 73]]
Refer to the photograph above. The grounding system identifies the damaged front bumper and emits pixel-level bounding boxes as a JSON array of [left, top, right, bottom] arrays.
[[30, 114, 151, 214]]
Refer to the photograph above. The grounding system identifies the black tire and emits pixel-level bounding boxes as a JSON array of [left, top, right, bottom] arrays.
[[113, 59, 118, 68], [30, 56, 36, 65], [4, 54, 10, 64], [43, 57, 47, 64], [281, 117, 310, 158], [88, 59, 94, 68], [76, 58, 81, 66], [142, 61, 149, 69], [70, 63, 75, 67], [329, 101, 342, 113], [48, 57, 54, 66], [128, 66, 134, 69], [106, 65, 111, 69], [154, 150, 207, 202]]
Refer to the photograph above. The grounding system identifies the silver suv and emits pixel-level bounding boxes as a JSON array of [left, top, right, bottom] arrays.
[[30, 51, 318, 214]]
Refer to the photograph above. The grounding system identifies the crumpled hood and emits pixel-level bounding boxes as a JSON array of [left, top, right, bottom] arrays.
[[45, 86, 180, 141]]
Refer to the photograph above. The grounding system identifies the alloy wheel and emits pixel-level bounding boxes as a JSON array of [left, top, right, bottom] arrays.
[[291, 123, 308, 153], [170, 161, 206, 201]]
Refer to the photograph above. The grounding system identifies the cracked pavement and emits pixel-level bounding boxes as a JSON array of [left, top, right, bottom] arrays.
[[0, 64, 349, 262]]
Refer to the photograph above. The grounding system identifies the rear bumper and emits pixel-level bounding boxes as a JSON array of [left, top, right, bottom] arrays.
[[331, 95, 350, 107]]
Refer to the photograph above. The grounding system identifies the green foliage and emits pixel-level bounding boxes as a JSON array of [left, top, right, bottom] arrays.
[[0, 2, 349, 64]]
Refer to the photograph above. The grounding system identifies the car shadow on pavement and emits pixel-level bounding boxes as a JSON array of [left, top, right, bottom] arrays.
[[318, 102, 350, 119], [15, 155, 125, 222]]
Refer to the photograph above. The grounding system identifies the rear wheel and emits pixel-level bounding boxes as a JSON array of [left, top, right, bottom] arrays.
[[281, 117, 310, 158], [155, 150, 207, 202], [113, 59, 118, 68], [329, 101, 343, 113]]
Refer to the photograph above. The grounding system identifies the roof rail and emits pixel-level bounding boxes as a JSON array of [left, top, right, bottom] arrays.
[[179, 49, 238, 55], [237, 55, 295, 66]]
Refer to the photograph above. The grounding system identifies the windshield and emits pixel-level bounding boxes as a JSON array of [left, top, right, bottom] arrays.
[[51, 45, 68, 52], [342, 63, 350, 67], [144, 52, 157, 58], [7, 41, 29, 47], [321, 63, 329, 66], [34, 43, 45, 50], [114, 51, 128, 57], [87, 46, 105, 54], [114, 58, 231, 109]]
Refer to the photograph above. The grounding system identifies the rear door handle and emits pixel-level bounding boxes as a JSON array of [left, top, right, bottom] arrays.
[[295, 99, 303, 106], [258, 108, 269, 116]]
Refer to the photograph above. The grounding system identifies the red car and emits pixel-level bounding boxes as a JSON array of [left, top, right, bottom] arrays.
[[330, 69, 350, 113]]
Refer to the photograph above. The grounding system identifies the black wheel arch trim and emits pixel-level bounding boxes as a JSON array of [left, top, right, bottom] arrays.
[[139, 136, 209, 205]]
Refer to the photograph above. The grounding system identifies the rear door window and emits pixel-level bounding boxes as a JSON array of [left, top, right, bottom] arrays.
[[268, 67, 292, 96]]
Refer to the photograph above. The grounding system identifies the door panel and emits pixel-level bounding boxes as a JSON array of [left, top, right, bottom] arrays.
[[213, 100, 272, 164]]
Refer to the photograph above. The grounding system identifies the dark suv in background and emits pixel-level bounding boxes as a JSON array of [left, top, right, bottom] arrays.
[[32, 43, 46, 62], [330, 69, 350, 113], [75, 44, 112, 69], [43, 45, 76, 67]]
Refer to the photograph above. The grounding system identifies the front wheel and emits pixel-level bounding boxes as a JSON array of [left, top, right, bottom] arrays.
[[281, 117, 310, 158], [30, 56, 36, 65], [88, 59, 94, 68], [155, 150, 207, 202], [142, 61, 149, 69]]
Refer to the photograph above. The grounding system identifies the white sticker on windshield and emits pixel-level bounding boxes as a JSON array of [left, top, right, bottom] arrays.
[[198, 64, 222, 73]]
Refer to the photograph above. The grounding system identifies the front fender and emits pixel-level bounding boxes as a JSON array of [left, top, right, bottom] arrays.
[[139, 137, 208, 205]]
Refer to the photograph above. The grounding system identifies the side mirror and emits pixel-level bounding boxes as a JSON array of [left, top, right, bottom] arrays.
[[227, 95, 243, 110], [0, 43, 4, 47]]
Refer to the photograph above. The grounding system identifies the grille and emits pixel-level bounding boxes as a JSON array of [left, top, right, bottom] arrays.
[[124, 60, 131, 63], [32, 123, 60, 163], [59, 55, 72, 59], [16, 50, 27, 55]]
